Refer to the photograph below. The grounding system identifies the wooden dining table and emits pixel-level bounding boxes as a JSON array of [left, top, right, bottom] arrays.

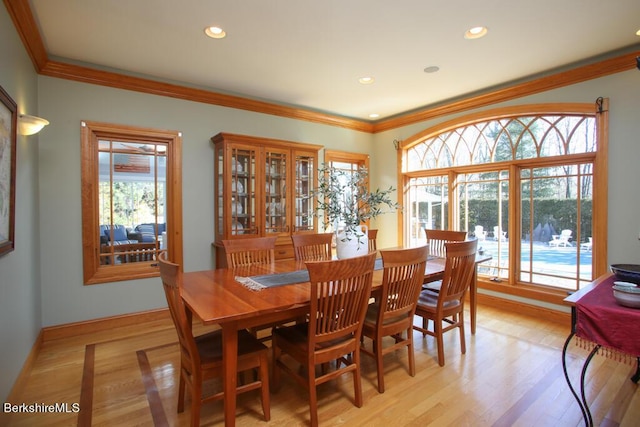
[[180, 251, 490, 426]]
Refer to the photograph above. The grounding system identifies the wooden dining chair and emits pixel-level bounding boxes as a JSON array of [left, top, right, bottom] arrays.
[[222, 236, 277, 268], [222, 236, 283, 341], [367, 228, 378, 252], [424, 229, 467, 258], [413, 239, 478, 366], [272, 252, 376, 427], [422, 229, 467, 293], [157, 253, 270, 426], [360, 245, 429, 393], [291, 232, 333, 261]]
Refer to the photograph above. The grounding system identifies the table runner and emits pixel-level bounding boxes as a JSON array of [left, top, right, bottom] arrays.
[[236, 258, 384, 290], [575, 275, 640, 362]]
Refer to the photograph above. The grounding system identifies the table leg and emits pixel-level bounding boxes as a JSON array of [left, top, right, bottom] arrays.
[[222, 323, 238, 427], [470, 268, 477, 334], [562, 332, 589, 427], [579, 345, 600, 427], [632, 358, 640, 384]]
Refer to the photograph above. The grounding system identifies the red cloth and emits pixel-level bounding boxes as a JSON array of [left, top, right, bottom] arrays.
[[575, 276, 640, 357]]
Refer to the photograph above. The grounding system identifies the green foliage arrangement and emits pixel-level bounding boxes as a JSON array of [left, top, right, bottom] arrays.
[[312, 165, 400, 239]]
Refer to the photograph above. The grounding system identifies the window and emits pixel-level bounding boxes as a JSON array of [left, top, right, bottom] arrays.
[[402, 103, 608, 294], [81, 121, 182, 284], [323, 150, 369, 232]]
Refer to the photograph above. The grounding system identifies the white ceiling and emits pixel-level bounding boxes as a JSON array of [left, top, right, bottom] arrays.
[[29, 0, 640, 121]]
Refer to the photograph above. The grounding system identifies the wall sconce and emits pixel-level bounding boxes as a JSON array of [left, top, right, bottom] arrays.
[[393, 139, 402, 150], [18, 114, 49, 136]]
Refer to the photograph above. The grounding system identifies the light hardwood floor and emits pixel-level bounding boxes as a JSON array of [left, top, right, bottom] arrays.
[[4, 305, 639, 426]]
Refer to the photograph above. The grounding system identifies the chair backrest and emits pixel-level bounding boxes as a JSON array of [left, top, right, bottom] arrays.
[[305, 252, 376, 351], [438, 240, 478, 307], [377, 245, 429, 323], [291, 233, 333, 261], [222, 236, 277, 267], [158, 253, 200, 374], [560, 229, 572, 239], [368, 229, 378, 252], [424, 229, 467, 258]]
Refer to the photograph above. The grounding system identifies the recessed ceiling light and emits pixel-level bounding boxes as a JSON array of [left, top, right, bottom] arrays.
[[423, 66, 440, 73], [464, 26, 488, 39], [368, 113, 380, 119], [205, 26, 226, 39], [358, 76, 375, 85]]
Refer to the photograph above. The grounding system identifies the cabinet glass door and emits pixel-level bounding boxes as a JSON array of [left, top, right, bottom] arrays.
[[294, 152, 316, 232], [265, 149, 289, 235], [230, 146, 257, 235]]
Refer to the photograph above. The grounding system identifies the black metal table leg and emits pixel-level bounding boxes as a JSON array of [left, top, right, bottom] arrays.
[[579, 344, 600, 427], [562, 332, 589, 427], [631, 357, 640, 384]]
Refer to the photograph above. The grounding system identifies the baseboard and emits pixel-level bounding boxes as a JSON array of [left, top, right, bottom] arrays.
[[41, 308, 171, 342], [476, 292, 570, 325]]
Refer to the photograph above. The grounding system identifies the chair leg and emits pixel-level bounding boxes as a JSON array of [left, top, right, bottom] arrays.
[[375, 338, 385, 393], [177, 372, 186, 413], [308, 366, 319, 427], [459, 313, 466, 355], [406, 328, 416, 377], [353, 349, 363, 408], [259, 353, 271, 421], [435, 319, 445, 367], [190, 381, 202, 427]]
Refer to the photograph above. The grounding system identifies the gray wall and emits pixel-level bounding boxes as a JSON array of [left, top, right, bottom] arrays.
[[37, 77, 373, 327], [0, 7, 42, 402]]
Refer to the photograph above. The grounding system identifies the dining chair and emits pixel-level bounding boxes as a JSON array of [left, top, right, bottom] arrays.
[[157, 253, 270, 426], [222, 236, 286, 342], [422, 229, 467, 292], [413, 239, 478, 366], [272, 252, 376, 427], [360, 245, 429, 393], [222, 236, 277, 267], [368, 228, 378, 252], [291, 232, 333, 261], [424, 229, 467, 258]]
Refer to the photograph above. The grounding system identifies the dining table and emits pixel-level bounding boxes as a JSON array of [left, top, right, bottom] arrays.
[[562, 273, 640, 427], [180, 250, 491, 426]]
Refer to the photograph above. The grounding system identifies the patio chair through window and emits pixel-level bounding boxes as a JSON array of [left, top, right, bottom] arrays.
[[549, 229, 573, 247]]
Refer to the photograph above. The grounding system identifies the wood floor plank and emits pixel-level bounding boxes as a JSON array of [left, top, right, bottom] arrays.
[[77, 344, 94, 426], [5, 305, 639, 426]]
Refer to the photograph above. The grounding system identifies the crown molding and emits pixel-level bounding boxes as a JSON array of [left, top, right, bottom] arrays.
[[371, 50, 639, 133], [5, 0, 638, 134]]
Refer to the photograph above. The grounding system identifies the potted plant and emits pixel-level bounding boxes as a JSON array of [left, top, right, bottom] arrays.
[[311, 164, 400, 258]]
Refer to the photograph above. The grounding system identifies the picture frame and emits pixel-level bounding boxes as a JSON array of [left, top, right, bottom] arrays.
[[0, 84, 17, 256]]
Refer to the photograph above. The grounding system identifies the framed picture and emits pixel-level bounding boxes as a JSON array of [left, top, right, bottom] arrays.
[[0, 84, 17, 256]]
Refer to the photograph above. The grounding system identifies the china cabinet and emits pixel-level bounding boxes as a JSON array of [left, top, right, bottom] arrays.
[[211, 132, 322, 266]]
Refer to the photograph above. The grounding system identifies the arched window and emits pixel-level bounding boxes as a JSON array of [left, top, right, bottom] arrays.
[[402, 102, 608, 293]]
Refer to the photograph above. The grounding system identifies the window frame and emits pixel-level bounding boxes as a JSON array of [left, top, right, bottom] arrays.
[[400, 102, 608, 303], [323, 149, 370, 230], [81, 121, 183, 285]]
